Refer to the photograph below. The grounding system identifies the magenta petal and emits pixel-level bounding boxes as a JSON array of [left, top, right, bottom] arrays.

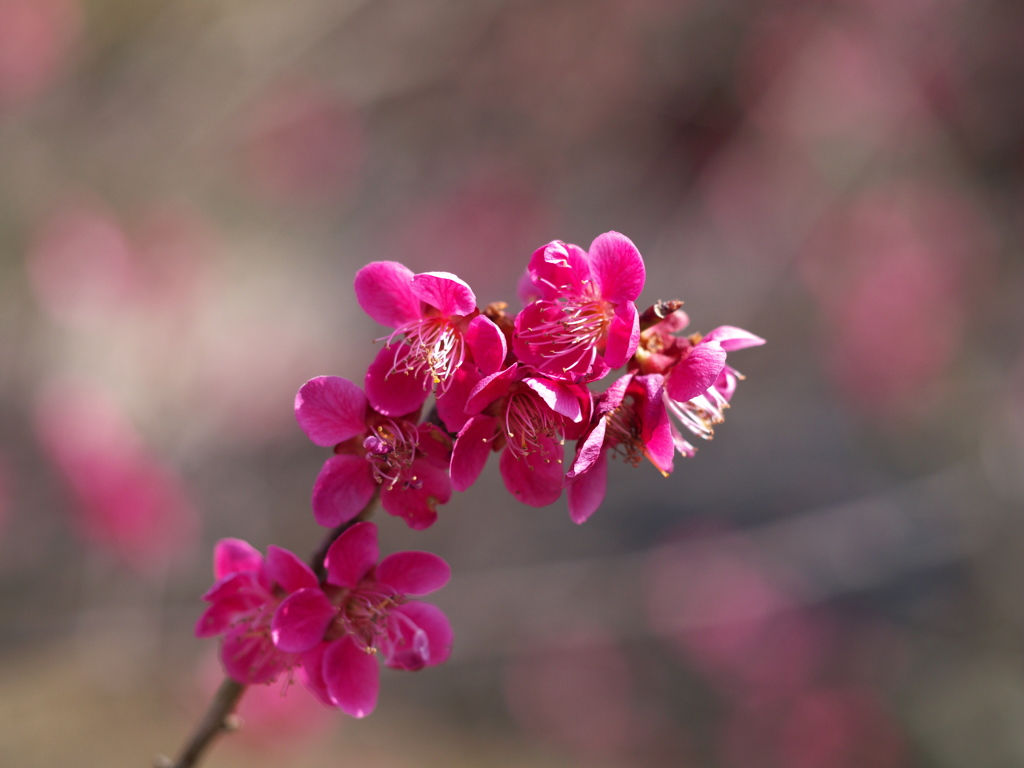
[[499, 437, 565, 507], [528, 241, 592, 300], [410, 271, 476, 317], [221, 626, 291, 685], [450, 415, 498, 492], [265, 546, 318, 593], [465, 364, 518, 414], [380, 459, 451, 530], [466, 314, 507, 376], [354, 261, 421, 328], [325, 521, 379, 588], [324, 635, 380, 718], [524, 377, 582, 422], [588, 231, 645, 302], [294, 376, 367, 447], [595, 373, 634, 417], [386, 602, 453, 669], [567, 418, 607, 478], [702, 325, 766, 351], [603, 301, 640, 369], [200, 571, 266, 607], [195, 602, 239, 638], [378, 551, 451, 595], [567, 449, 608, 524], [300, 643, 336, 708], [213, 538, 262, 580], [435, 365, 481, 433], [665, 341, 728, 403], [271, 588, 335, 653], [365, 344, 431, 417], [311, 455, 376, 528], [639, 375, 674, 475]]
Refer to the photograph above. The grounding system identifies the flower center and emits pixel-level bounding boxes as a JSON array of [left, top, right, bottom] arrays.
[[518, 298, 609, 374], [604, 396, 645, 467], [387, 317, 465, 389], [335, 584, 402, 651], [363, 419, 421, 490], [503, 389, 562, 460]]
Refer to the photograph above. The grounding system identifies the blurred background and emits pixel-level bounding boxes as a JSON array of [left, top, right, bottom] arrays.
[[2, 0, 1024, 766]]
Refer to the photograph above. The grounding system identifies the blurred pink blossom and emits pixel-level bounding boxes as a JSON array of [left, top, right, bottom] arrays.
[[504, 632, 636, 761], [645, 529, 823, 699], [27, 198, 215, 328], [0, 0, 79, 109], [242, 79, 363, 204], [33, 379, 198, 574], [799, 183, 993, 416]]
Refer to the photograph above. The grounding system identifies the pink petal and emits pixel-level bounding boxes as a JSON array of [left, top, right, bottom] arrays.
[[378, 551, 451, 595], [195, 601, 242, 638], [380, 458, 451, 530], [265, 546, 318, 593], [594, 373, 634, 417], [603, 301, 640, 369], [567, 418, 607, 478], [701, 325, 766, 351], [465, 363, 518, 414], [415, 422, 454, 468], [324, 521, 379, 588], [300, 643, 336, 708], [499, 437, 564, 507], [588, 231, 645, 303], [639, 376, 674, 475], [324, 635, 380, 718], [294, 376, 367, 447], [386, 602, 453, 669], [364, 343, 431, 417], [222, 626, 292, 685], [213, 538, 262, 579], [466, 314, 507, 376], [435, 365, 481, 433], [527, 241, 591, 300], [353, 261, 421, 328], [311, 455, 376, 528], [410, 271, 476, 317], [200, 570, 266, 607], [524, 377, 582, 423], [450, 415, 498, 492], [567, 449, 608, 524], [271, 588, 336, 653], [665, 341, 728, 403]]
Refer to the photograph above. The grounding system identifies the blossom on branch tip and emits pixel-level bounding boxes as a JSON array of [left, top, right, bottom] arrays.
[[195, 539, 317, 685], [271, 522, 452, 718], [295, 376, 452, 530], [514, 232, 645, 382]]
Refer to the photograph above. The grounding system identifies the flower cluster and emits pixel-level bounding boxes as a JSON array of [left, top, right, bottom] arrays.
[[197, 230, 762, 719], [312, 230, 763, 525], [196, 521, 451, 717]]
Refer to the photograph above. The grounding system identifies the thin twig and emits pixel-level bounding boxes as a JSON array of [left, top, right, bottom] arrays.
[[156, 493, 380, 768]]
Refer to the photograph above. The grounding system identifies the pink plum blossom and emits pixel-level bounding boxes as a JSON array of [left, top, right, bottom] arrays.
[[633, 308, 764, 457], [565, 372, 674, 523], [514, 231, 645, 382], [271, 521, 452, 718], [449, 363, 591, 507], [295, 375, 452, 530], [34, 378, 197, 574], [355, 261, 502, 416], [196, 539, 317, 685]]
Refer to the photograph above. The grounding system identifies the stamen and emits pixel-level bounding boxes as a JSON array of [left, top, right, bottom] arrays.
[[384, 317, 466, 390], [504, 391, 562, 460], [517, 298, 609, 374], [364, 420, 421, 490]]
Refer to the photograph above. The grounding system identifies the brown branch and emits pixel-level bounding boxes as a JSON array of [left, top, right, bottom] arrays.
[[155, 493, 380, 768]]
